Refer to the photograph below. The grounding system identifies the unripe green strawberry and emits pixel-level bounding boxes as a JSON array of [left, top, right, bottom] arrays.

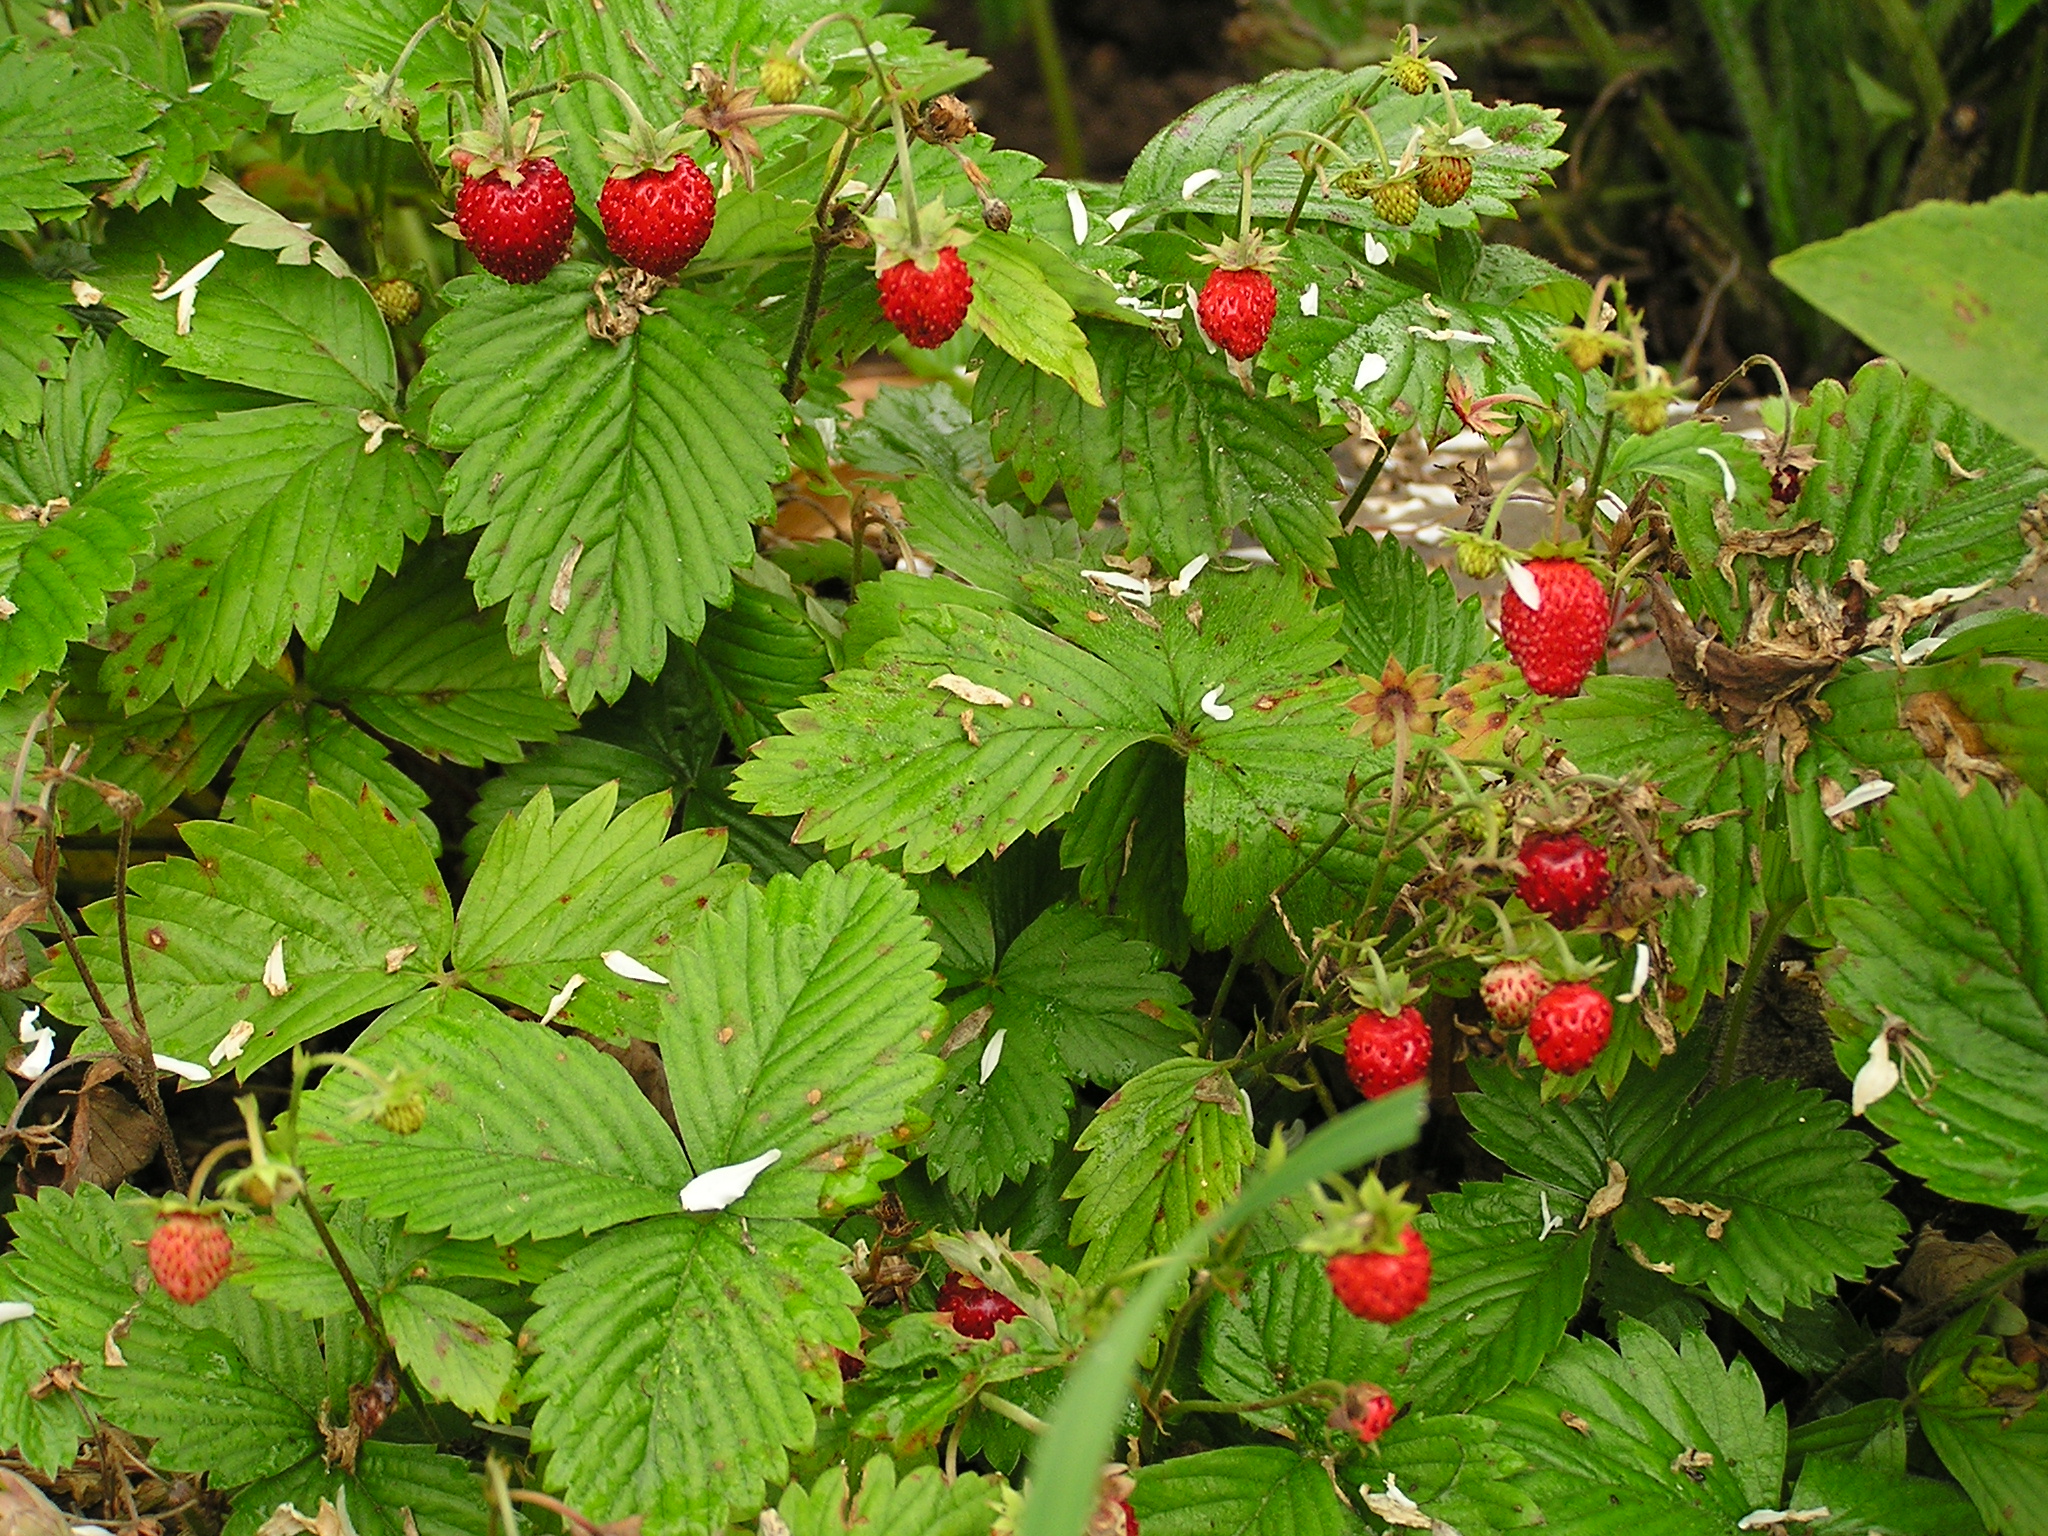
[[1454, 537, 1503, 579], [1385, 54, 1433, 95], [369, 279, 422, 327], [375, 1089, 427, 1135], [1418, 151, 1472, 207], [759, 53, 806, 105], [1609, 383, 1677, 435], [1369, 178, 1420, 226]]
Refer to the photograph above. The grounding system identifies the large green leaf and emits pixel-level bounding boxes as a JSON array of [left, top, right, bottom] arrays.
[[1325, 527, 1496, 680], [227, 1443, 490, 1536], [380, 1284, 516, 1420], [526, 1214, 860, 1535], [42, 787, 451, 1074], [0, 473, 156, 695], [236, 0, 472, 138], [973, 324, 1342, 570], [770, 1459, 1006, 1536], [0, 327, 155, 505], [657, 860, 943, 1218], [962, 230, 1101, 406], [303, 988, 690, 1242], [1130, 1447, 1355, 1535], [1827, 775, 2048, 1214], [1912, 1304, 2048, 1536], [0, 40, 156, 230], [1791, 1456, 1989, 1536], [221, 700, 437, 852], [421, 267, 790, 708], [53, 671, 283, 834], [100, 403, 439, 707], [1773, 194, 2048, 462], [687, 561, 837, 753], [0, 262, 75, 436]]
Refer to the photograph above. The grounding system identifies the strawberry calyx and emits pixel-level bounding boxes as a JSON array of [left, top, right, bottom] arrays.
[[1196, 227, 1284, 275], [1297, 1173, 1422, 1259], [450, 107, 564, 185], [574, 71, 697, 177], [866, 194, 975, 274], [1342, 947, 1422, 1017]]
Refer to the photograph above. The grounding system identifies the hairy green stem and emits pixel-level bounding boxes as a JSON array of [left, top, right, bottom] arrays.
[[1716, 896, 1801, 1088], [783, 127, 862, 399], [1165, 1380, 1343, 1420], [978, 1392, 1047, 1435]]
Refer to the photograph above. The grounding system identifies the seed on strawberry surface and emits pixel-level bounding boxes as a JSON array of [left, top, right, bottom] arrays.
[[1368, 177, 1421, 226], [600, 156, 717, 277], [148, 1210, 234, 1305], [1326, 1226, 1431, 1324], [455, 158, 575, 284], [1196, 266, 1277, 360], [1515, 830, 1611, 928], [1344, 1006, 1431, 1098], [1528, 982, 1613, 1075], [1481, 960, 1549, 1026], [1418, 151, 1473, 207], [878, 246, 974, 349], [369, 279, 421, 327], [1498, 557, 1610, 696]]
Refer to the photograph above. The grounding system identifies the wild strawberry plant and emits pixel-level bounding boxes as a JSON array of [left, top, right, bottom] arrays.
[[0, 7, 2044, 1536]]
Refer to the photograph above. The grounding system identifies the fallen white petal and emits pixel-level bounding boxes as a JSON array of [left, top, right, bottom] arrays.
[[154, 248, 225, 300], [539, 973, 585, 1026], [1199, 686, 1234, 722], [1237, 1087, 1254, 1125], [1449, 124, 1493, 149], [1180, 168, 1223, 199], [1919, 580, 1992, 608], [929, 673, 1013, 707], [1298, 281, 1319, 317], [1354, 352, 1389, 389], [979, 1027, 1006, 1084], [1505, 559, 1543, 611], [1851, 1033, 1900, 1116], [1738, 1511, 1831, 1532], [174, 287, 197, 336], [208, 1020, 254, 1067], [679, 1148, 782, 1212], [0, 1301, 35, 1324], [1167, 554, 1209, 596], [262, 938, 289, 997], [1900, 633, 1947, 664], [1617, 943, 1652, 1004], [70, 278, 102, 306], [873, 190, 896, 221], [1537, 1189, 1563, 1241], [602, 950, 670, 986], [1696, 445, 1738, 501], [1361, 1475, 1432, 1530], [1406, 324, 1497, 344], [17, 1006, 41, 1043], [14, 1029, 52, 1078], [1066, 187, 1089, 245], [154, 1053, 211, 1083], [1362, 233, 1390, 265], [1827, 778, 1895, 820], [1106, 205, 1138, 232]]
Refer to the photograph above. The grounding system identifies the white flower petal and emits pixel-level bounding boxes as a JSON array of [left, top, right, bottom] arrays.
[[1298, 281, 1319, 317], [1695, 445, 1738, 501], [15, 1028, 53, 1078], [979, 1027, 1006, 1084], [1199, 686, 1234, 722], [262, 938, 289, 998], [1353, 351, 1389, 389], [873, 190, 897, 221], [154, 248, 225, 301], [1066, 187, 1089, 245], [154, 1053, 211, 1083], [1827, 778, 1896, 820], [1106, 205, 1138, 233], [207, 1020, 254, 1067], [1504, 559, 1543, 611], [1851, 1033, 1900, 1116], [0, 1301, 35, 1324], [17, 1006, 41, 1044], [539, 973, 586, 1026], [1449, 124, 1493, 149], [1618, 943, 1652, 1004], [1167, 553, 1209, 596], [1362, 233, 1390, 265], [601, 950, 670, 986], [1180, 168, 1223, 200], [679, 1148, 783, 1212]]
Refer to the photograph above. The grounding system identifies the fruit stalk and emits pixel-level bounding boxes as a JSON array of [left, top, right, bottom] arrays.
[[300, 1193, 442, 1442], [1715, 896, 1803, 1088]]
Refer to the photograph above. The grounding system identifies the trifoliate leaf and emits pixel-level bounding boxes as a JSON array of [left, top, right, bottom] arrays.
[[1327, 528, 1498, 680], [963, 231, 1101, 405], [974, 323, 1342, 571], [421, 267, 789, 709], [526, 1214, 860, 1535], [1066, 1056, 1256, 1291], [235, 0, 471, 138], [657, 860, 943, 1218], [221, 701, 437, 852], [226, 1443, 490, 1536], [1199, 1249, 1397, 1441], [454, 780, 742, 1040], [1131, 1446, 1356, 1535], [0, 41, 156, 230], [42, 787, 450, 1074], [303, 988, 689, 1242], [1828, 775, 2048, 1215], [0, 263, 75, 437], [381, 1285, 516, 1420]]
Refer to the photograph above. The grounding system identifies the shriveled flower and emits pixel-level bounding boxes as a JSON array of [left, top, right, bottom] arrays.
[[1446, 370, 1543, 440], [1347, 658, 1446, 748]]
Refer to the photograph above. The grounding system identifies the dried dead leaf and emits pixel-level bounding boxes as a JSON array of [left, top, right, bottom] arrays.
[[1652, 1197, 1733, 1239], [1581, 1159, 1628, 1227]]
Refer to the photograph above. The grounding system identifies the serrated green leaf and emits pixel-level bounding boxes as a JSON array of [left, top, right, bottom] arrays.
[[527, 1214, 860, 1535], [308, 544, 575, 765], [1130, 1446, 1354, 1535], [0, 474, 157, 694], [43, 786, 450, 1074], [0, 40, 157, 230], [974, 324, 1341, 570], [1914, 1309, 2048, 1536], [0, 1257, 93, 1475], [1198, 1248, 1395, 1439], [657, 860, 942, 1217], [221, 701, 437, 852], [924, 992, 1073, 1203], [421, 269, 789, 708], [236, 1199, 441, 1322], [227, 1443, 490, 1536], [0, 328, 155, 506], [1059, 739, 1192, 962], [236, 0, 471, 138], [771, 1458, 1006, 1536], [1790, 1456, 1988, 1536], [962, 231, 1101, 405], [1827, 776, 2048, 1214], [381, 1284, 516, 1420], [1066, 1056, 1256, 1290], [304, 987, 688, 1241], [689, 562, 837, 752], [1325, 527, 1496, 679], [453, 780, 743, 1040], [0, 263, 75, 437], [993, 902, 1193, 1082], [54, 671, 284, 834]]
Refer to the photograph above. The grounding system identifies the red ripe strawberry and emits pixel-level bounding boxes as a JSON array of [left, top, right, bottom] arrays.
[[1516, 830, 1611, 929], [148, 1211, 233, 1305], [1344, 1006, 1431, 1099], [455, 158, 575, 284], [936, 1271, 1022, 1339], [1197, 266, 1277, 360], [1499, 557, 1610, 696], [599, 156, 716, 277], [1528, 982, 1613, 1075], [878, 247, 973, 349], [1342, 1383, 1398, 1445], [1481, 960, 1549, 1027], [1326, 1226, 1431, 1324], [1118, 1501, 1138, 1536]]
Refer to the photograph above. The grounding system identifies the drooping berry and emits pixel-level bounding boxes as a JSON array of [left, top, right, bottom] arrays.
[[1481, 961, 1549, 1027], [1385, 54, 1433, 94], [1326, 1226, 1431, 1324], [759, 53, 807, 105], [1344, 1006, 1431, 1099], [1515, 830, 1611, 928], [936, 1271, 1023, 1339], [1196, 266, 1277, 361], [1331, 1383, 1398, 1445], [878, 246, 974, 349], [1368, 177, 1420, 226], [1528, 982, 1613, 1075], [1417, 150, 1473, 207], [454, 158, 575, 284], [374, 1090, 427, 1135], [148, 1211, 234, 1305], [369, 278, 422, 327], [1499, 557, 1610, 696], [599, 156, 717, 278]]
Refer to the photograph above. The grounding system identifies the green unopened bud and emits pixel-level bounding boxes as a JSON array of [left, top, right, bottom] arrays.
[[1610, 384, 1677, 436]]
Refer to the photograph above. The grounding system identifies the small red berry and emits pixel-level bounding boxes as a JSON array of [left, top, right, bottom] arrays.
[[1333, 1383, 1398, 1445], [1196, 266, 1277, 360], [148, 1211, 233, 1305], [1344, 1006, 1431, 1099], [1528, 982, 1613, 1075], [1119, 1500, 1138, 1536], [936, 1271, 1022, 1339], [599, 157, 717, 278], [1515, 830, 1611, 929], [835, 1347, 864, 1381], [1480, 961, 1549, 1027], [1326, 1226, 1431, 1324], [878, 246, 973, 349], [1499, 557, 1610, 696], [454, 158, 575, 285]]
